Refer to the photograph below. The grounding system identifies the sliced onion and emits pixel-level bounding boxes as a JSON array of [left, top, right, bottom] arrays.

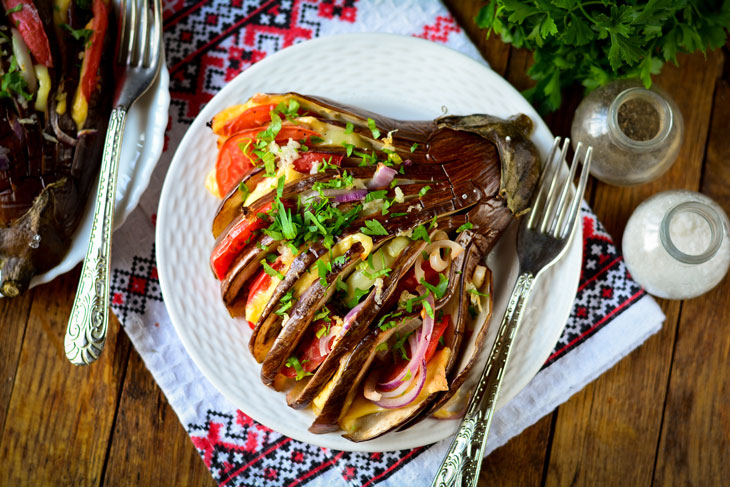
[[317, 333, 334, 357], [379, 334, 419, 397], [339, 300, 365, 336], [367, 163, 396, 189], [473, 265, 487, 289], [427, 240, 465, 272], [378, 294, 434, 390], [374, 359, 427, 409], [51, 108, 77, 146], [11, 29, 36, 93], [333, 189, 367, 203]]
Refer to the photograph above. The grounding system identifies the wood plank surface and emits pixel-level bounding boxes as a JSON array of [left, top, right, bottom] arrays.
[[0, 3, 728, 486], [102, 351, 215, 487], [545, 49, 725, 487], [0, 270, 130, 486], [653, 48, 730, 486]]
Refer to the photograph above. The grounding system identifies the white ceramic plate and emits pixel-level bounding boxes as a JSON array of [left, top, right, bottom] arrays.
[[157, 33, 581, 452], [28, 1, 170, 290]]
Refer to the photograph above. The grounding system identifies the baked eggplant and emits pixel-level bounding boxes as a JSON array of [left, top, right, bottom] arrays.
[[207, 93, 540, 441], [0, 0, 113, 297]]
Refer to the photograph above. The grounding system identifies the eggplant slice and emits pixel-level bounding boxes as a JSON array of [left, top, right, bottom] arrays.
[[0, 1, 114, 296], [209, 92, 540, 441]]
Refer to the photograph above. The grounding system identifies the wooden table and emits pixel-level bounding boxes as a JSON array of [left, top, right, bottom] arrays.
[[1, 2, 728, 485]]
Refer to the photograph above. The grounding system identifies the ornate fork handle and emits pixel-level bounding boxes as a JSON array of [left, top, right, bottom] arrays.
[[432, 272, 535, 487], [64, 107, 128, 366]]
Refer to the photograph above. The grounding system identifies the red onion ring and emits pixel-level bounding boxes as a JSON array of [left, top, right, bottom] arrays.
[[378, 294, 434, 391], [339, 301, 365, 337], [374, 359, 427, 409], [367, 163, 396, 189]]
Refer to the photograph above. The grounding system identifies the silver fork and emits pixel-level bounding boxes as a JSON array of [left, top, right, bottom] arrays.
[[65, 0, 163, 366], [432, 137, 593, 487]]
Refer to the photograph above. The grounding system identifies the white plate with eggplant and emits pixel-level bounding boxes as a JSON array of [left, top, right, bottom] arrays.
[[0, 0, 169, 297], [156, 34, 581, 451]]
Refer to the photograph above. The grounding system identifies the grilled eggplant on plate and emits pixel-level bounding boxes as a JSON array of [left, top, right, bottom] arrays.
[[207, 93, 540, 442], [0, 0, 112, 297]]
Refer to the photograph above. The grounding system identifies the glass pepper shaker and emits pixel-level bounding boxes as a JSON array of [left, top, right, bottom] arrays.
[[622, 190, 730, 299], [571, 79, 684, 186]]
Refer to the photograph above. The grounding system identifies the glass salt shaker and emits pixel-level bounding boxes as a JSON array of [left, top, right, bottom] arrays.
[[622, 190, 730, 300], [571, 79, 684, 186]]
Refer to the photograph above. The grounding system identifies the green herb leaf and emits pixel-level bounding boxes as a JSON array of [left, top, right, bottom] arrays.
[[285, 356, 313, 381], [344, 121, 354, 134], [360, 219, 388, 236], [410, 224, 430, 243], [367, 118, 381, 139], [468, 288, 490, 297], [260, 260, 284, 280], [62, 23, 93, 43], [5, 4, 21, 14], [419, 185, 431, 197], [456, 222, 473, 233], [410, 142, 419, 153]]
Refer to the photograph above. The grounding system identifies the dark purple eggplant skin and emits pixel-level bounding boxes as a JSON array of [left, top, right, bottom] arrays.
[[0, 3, 114, 297]]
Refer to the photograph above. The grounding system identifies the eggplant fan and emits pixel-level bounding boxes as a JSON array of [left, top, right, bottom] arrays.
[[0, 0, 112, 297], [208, 93, 540, 442]]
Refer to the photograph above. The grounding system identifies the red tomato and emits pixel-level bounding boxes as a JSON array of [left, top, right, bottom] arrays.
[[378, 314, 450, 384], [394, 260, 440, 299], [244, 259, 284, 329], [215, 126, 321, 195], [293, 152, 343, 173], [3, 0, 54, 67], [209, 202, 274, 280], [281, 320, 331, 378], [219, 104, 275, 136]]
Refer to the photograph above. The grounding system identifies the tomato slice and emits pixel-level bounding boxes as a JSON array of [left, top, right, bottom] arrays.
[[215, 126, 321, 196], [244, 259, 284, 329], [210, 202, 274, 280], [394, 261, 440, 299], [378, 314, 450, 384], [3, 0, 54, 67], [218, 104, 275, 137], [292, 152, 343, 174], [281, 320, 331, 378]]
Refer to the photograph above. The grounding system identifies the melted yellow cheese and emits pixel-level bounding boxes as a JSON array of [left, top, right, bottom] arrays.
[[340, 348, 451, 431], [292, 233, 374, 297], [244, 165, 302, 206], [34, 65, 50, 112], [244, 251, 296, 324]]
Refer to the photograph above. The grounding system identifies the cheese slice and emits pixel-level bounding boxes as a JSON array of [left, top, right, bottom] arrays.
[[340, 347, 451, 431]]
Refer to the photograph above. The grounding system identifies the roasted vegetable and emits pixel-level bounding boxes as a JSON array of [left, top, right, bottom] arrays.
[[0, 0, 113, 296], [207, 93, 540, 441]]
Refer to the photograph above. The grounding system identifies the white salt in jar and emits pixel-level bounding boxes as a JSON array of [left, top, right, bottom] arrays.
[[623, 190, 730, 299]]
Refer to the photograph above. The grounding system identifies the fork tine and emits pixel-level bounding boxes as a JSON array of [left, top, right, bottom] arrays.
[[147, 0, 163, 69], [126, 0, 138, 65], [526, 137, 561, 230], [118, 0, 129, 64], [538, 138, 570, 233], [548, 141, 583, 237], [559, 146, 592, 239], [137, 0, 149, 67]]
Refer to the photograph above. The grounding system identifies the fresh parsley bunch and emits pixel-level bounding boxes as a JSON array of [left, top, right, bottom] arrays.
[[477, 0, 730, 112]]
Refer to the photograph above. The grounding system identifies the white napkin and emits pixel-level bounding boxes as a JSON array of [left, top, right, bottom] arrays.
[[111, 1, 665, 485]]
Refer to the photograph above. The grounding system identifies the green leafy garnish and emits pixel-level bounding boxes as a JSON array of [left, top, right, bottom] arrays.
[[375, 342, 389, 353], [360, 219, 388, 236], [5, 4, 21, 14], [392, 332, 412, 361], [468, 288, 490, 297], [367, 118, 380, 139], [419, 185, 431, 197], [476, 1, 730, 113], [364, 190, 387, 203], [275, 290, 296, 316], [285, 356, 313, 381], [238, 181, 250, 200], [347, 287, 371, 309], [0, 56, 31, 101], [410, 142, 419, 153], [342, 142, 355, 157], [62, 23, 93, 44], [345, 121, 354, 134], [456, 222, 473, 233], [422, 298, 435, 319], [420, 273, 449, 300], [260, 260, 284, 280], [410, 225, 431, 243]]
